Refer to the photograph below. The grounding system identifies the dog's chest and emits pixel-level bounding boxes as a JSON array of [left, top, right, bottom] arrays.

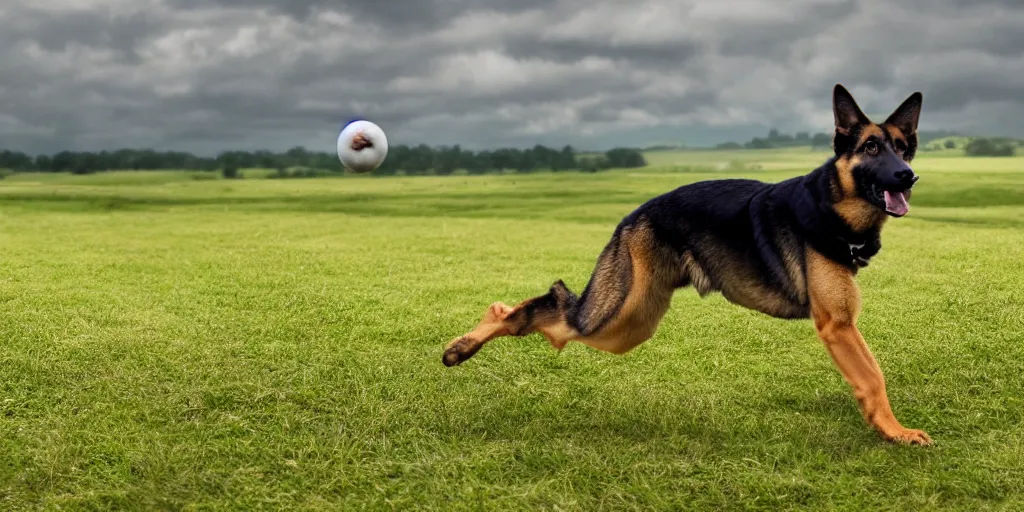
[[848, 240, 880, 268]]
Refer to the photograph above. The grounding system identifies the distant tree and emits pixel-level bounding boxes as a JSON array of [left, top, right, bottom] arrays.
[[403, 144, 433, 175], [944, 139, 956, 149], [605, 148, 647, 168], [51, 151, 76, 172], [578, 155, 612, 172], [716, 141, 742, 150], [765, 128, 795, 146], [376, 144, 407, 174], [466, 150, 491, 174], [811, 132, 832, 149], [459, 148, 476, 173], [526, 144, 558, 171], [433, 145, 460, 175], [285, 146, 309, 168], [255, 150, 277, 169], [70, 153, 97, 174], [553, 145, 577, 171], [513, 149, 534, 173], [219, 152, 241, 178], [34, 155, 53, 171], [490, 148, 516, 172], [965, 138, 1015, 157], [745, 137, 774, 149], [0, 150, 33, 170]]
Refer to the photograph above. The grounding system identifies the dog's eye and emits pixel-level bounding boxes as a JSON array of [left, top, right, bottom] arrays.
[[894, 141, 907, 155], [864, 140, 880, 156]]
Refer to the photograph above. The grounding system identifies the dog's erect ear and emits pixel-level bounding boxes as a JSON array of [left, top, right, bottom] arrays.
[[833, 84, 870, 135], [884, 92, 923, 136]]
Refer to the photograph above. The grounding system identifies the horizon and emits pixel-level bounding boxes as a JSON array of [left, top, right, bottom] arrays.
[[0, 127, 985, 160]]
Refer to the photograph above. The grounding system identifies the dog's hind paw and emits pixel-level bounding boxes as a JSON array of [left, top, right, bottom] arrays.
[[442, 336, 481, 367]]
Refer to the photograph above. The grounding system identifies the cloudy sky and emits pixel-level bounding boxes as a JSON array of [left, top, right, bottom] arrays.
[[2, 0, 1022, 155]]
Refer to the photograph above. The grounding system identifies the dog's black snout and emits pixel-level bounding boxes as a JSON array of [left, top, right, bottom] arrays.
[[895, 169, 917, 187]]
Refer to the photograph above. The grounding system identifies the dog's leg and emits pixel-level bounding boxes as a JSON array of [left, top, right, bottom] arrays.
[[443, 221, 677, 366], [807, 249, 932, 445], [442, 281, 579, 367]]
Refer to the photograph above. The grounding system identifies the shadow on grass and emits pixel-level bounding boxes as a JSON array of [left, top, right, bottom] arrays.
[[432, 379, 886, 461]]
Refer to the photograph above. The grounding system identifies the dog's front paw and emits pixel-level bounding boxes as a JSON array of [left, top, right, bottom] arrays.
[[884, 427, 933, 446]]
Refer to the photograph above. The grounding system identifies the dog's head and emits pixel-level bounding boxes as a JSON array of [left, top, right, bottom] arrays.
[[831, 84, 922, 218]]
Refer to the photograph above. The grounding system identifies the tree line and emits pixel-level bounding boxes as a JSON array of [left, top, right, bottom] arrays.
[[964, 137, 1018, 157], [0, 144, 648, 175], [2, 131, 1016, 177], [715, 129, 834, 150], [715, 128, 969, 151]]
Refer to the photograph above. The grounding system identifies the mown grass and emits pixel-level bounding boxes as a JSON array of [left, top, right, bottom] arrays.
[[1, 149, 1023, 510]]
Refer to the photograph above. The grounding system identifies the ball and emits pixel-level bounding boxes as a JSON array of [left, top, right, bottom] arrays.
[[337, 119, 388, 173]]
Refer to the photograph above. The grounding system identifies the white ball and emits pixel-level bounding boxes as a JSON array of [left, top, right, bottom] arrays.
[[337, 119, 388, 173]]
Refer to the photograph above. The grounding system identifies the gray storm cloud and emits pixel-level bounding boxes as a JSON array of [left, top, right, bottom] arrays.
[[1, 0, 1022, 154]]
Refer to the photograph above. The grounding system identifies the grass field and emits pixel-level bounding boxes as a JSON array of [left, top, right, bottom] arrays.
[[2, 149, 1023, 510]]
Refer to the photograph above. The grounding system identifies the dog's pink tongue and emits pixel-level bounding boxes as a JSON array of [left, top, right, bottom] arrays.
[[884, 190, 910, 216]]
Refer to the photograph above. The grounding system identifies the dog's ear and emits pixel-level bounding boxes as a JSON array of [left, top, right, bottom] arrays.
[[833, 84, 870, 135], [884, 92, 923, 136]]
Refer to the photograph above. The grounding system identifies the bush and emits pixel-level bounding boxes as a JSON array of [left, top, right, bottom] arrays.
[[221, 165, 240, 179], [604, 148, 647, 168], [744, 137, 774, 149], [965, 138, 1016, 157], [944, 140, 956, 149], [811, 132, 833, 148], [578, 156, 612, 173]]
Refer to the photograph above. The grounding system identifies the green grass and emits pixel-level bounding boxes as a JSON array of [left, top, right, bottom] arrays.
[[2, 149, 1024, 510]]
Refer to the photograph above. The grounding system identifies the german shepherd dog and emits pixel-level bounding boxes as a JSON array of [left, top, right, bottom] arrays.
[[442, 84, 931, 446]]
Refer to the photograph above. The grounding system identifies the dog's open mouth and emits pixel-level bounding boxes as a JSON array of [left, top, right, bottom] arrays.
[[872, 185, 912, 217], [872, 184, 913, 216], [884, 189, 911, 217]]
